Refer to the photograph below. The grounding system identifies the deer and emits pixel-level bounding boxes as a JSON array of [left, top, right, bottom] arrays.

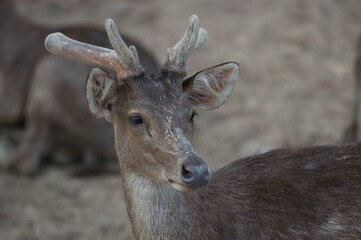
[[0, 0, 158, 175], [45, 15, 361, 239], [343, 33, 361, 143]]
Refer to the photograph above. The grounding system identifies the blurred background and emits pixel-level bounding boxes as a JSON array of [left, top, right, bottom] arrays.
[[1, 0, 361, 239]]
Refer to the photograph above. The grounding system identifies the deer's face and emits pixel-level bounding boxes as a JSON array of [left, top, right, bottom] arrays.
[[86, 63, 239, 191], [119, 76, 204, 191]]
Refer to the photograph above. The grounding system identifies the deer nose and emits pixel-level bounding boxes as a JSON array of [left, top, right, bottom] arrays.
[[180, 154, 210, 189]]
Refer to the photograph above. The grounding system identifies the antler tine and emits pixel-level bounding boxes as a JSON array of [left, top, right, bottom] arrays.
[[45, 33, 126, 78], [105, 19, 144, 77], [45, 32, 129, 79], [193, 28, 208, 52], [45, 19, 144, 80], [162, 15, 208, 74]]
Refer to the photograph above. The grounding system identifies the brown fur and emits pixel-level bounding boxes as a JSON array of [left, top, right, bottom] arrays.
[[88, 66, 361, 239]]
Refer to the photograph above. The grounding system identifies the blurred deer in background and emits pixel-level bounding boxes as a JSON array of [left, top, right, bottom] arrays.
[[46, 15, 361, 239], [343, 33, 361, 143], [0, 0, 159, 175]]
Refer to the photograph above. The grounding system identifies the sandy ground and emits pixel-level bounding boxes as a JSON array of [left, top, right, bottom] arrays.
[[1, 0, 361, 239]]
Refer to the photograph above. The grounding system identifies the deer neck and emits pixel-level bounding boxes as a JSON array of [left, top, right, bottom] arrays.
[[121, 169, 196, 240]]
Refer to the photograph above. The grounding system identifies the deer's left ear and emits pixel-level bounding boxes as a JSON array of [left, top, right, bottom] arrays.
[[184, 62, 239, 111]]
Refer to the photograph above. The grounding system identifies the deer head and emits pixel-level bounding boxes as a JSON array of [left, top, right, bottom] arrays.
[[45, 15, 239, 191]]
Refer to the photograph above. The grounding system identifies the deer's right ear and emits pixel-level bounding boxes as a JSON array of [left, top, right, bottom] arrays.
[[86, 68, 118, 122]]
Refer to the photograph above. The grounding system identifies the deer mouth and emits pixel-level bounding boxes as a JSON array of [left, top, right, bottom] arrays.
[[168, 179, 196, 192]]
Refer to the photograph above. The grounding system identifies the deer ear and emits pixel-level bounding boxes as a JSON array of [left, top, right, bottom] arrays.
[[187, 62, 239, 111], [86, 68, 119, 122]]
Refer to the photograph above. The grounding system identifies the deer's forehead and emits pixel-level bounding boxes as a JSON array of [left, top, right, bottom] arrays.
[[129, 79, 190, 111]]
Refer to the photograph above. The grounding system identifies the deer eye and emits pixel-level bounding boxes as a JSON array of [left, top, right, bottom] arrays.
[[129, 115, 143, 125], [190, 112, 197, 122]]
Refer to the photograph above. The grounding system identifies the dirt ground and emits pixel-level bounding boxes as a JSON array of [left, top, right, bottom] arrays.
[[1, 0, 361, 239]]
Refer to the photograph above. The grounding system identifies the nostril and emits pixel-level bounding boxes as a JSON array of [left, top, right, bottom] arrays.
[[181, 164, 194, 180]]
